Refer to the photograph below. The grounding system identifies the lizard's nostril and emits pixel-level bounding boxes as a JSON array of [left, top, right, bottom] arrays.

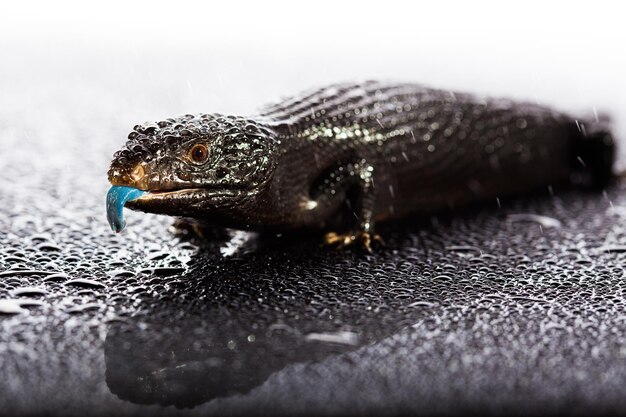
[[131, 164, 145, 182]]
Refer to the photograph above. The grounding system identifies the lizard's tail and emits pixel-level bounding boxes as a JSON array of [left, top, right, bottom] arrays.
[[573, 119, 615, 188]]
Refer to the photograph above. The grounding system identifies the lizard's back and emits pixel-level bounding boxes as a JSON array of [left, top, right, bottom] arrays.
[[260, 81, 613, 222]]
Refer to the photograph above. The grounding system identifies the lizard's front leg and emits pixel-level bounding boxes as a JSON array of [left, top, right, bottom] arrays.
[[309, 158, 382, 251], [170, 218, 230, 242]]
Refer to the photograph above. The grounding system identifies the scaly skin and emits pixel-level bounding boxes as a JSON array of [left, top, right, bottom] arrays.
[[108, 81, 615, 249]]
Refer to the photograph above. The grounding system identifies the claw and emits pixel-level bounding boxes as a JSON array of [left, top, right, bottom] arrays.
[[169, 219, 228, 241], [169, 218, 200, 238], [323, 231, 383, 252]]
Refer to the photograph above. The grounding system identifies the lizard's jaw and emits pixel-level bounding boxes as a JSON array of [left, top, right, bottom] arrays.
[[106, 186, 210, 232], [125, 188, 221, 213], [106, 181, 250, 233], [128, 188, 201, 207], [126, 186, 246, 214]]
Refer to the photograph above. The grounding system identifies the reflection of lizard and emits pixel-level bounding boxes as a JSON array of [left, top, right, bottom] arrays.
[[107, 81, 614, 250], [104, 322, 357, 408]]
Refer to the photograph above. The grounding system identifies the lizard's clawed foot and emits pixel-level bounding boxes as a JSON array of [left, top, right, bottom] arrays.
[[323, 231, 383, 252], [169, 218, 229, 241]]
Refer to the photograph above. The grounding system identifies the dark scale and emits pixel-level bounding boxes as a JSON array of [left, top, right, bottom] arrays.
[[107, 81, 615, 250]]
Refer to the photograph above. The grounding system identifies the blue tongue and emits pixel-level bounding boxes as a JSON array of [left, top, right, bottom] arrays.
[[106, 186, 146, 233]]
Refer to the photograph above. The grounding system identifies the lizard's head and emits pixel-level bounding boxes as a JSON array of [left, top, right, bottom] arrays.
[[107, 114, 277, 228]]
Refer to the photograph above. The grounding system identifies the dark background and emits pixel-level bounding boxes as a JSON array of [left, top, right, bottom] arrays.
[[1, 1, 626, 415]]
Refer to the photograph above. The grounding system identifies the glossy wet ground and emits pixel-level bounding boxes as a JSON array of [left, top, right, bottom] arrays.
[[2, 52, 626, 417]]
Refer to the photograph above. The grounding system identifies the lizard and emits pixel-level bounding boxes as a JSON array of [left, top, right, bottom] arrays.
[[107, 81, 615, 250]]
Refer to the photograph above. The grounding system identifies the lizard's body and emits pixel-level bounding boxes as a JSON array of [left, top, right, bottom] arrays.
[[107, 81, 614, 247]]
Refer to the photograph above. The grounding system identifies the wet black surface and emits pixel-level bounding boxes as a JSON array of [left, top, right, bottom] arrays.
[[2, 55, 626, 416]]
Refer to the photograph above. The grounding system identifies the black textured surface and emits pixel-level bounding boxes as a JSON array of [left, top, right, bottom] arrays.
[[2, 59, 626, 417]]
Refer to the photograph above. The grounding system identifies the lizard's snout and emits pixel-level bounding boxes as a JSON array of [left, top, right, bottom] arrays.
[[108, 163, 150, 190], [130, 164, 145, 183]]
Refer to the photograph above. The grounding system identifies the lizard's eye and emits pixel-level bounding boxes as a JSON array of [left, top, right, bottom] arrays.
[[188, 143, 210, 164]]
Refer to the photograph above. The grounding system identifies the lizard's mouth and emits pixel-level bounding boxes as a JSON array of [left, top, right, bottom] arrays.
[[106, 186, 220, 233], [132, 188, 204, 199], [129, 186, 239, 202]]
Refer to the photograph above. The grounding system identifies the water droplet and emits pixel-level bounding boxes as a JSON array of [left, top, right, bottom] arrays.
[[0, 299, 26, 315], [508, 214, 562, 229], [65, 278, 106, 289], [304, 331, 359, 346], [11, 287, 47, 297]]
